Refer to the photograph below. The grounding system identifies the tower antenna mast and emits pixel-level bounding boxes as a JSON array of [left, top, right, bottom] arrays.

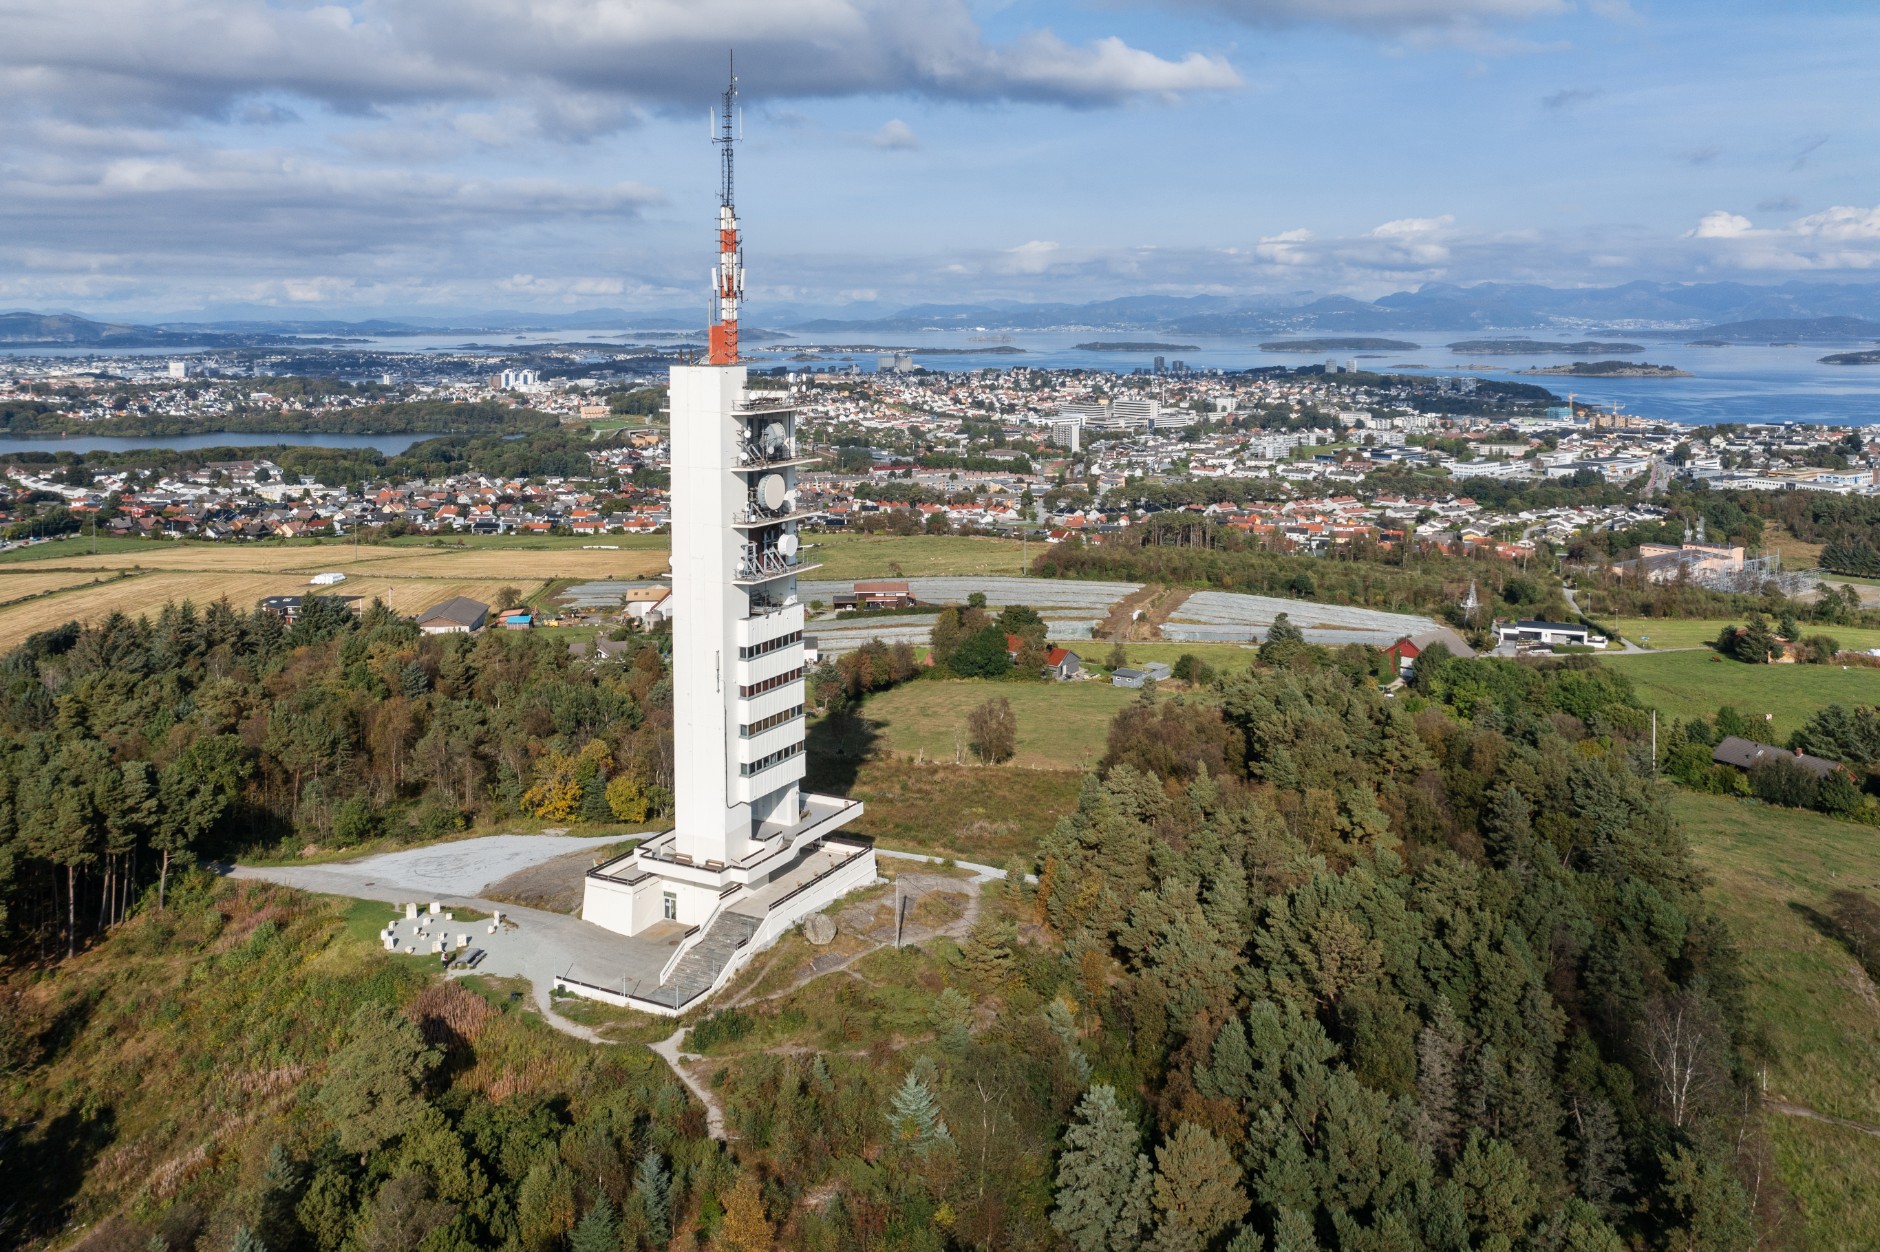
[[707, 53, 743, 365]]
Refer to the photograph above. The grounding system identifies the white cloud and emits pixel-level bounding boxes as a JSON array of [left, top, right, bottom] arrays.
[[1682, 204, 1880, 271], [1688, 210, 1753, 238], [872, 119, 920, 149], [1790, 203, 1880, 243], [1172, 0, 1568, 26], [0, 0, 1237, 120]]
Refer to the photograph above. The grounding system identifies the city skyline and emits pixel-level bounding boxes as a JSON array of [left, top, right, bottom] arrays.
[[1, 0, 1876, 319]]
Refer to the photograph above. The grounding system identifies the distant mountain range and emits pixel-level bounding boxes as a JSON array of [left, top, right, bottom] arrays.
[[11, 281, 1880, 349], [791, 282, 1880, 336]]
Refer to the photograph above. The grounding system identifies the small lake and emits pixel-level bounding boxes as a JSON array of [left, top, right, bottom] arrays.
[[0, 431, 435, 456]]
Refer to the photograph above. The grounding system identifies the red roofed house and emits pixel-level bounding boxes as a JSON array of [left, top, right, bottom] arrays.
[[1043, 646, 1082, 681]]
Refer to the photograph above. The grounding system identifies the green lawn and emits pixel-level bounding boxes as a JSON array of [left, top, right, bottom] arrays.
[[0, 535, 286, 564], [1603, 616, 1880, 652], [833, 677, 1138, 769], [1670, 790, 1880, 1243], [378, 533, 667, 552], [1101, 641, 1261, 675], [1602, 650, 1880, 742], [801, 532, 1031, 581]]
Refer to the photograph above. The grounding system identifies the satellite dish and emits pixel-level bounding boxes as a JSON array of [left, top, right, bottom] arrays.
[[778, 532, 799, 558], [759, 473, 787, 510], [761, 421, 788, 454]]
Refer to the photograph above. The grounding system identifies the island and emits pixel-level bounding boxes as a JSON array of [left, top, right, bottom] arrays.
[[1074, 341, 1199, 352], [1819, 350, 1880, 365], [1518, 360, 1692, 377], [1446, 339, 1645, 355], [1258, 338, 1418, 352]]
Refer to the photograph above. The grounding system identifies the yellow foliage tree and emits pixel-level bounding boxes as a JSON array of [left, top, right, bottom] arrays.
[[715, 1172, 772, 1252], [606, 774, 651, 823], [521, 750, 581, 821]]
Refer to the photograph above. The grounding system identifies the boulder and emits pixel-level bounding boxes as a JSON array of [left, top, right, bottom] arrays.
[[801, 913, 837, 946]]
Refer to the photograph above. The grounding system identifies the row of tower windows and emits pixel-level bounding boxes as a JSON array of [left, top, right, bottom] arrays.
[[740, 706, 803, 738], [739, 741, 803, 777], [738, 630, 802, 661], [739, 666, 804, 699]]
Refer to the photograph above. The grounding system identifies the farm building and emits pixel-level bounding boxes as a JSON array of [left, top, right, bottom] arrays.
[[416, 596, 489, 634]]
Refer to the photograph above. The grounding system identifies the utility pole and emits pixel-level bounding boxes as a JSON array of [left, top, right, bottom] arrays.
[[1651, 710, 1657, 776]]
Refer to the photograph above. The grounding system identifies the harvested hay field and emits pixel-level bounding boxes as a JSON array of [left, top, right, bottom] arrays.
[[24, 542, 668, 581], [0, 571, 551, 647], [0, 569, 135, 605]]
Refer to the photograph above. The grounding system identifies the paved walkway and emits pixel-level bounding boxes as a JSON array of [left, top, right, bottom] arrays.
[[876, 847, 1036, 884]]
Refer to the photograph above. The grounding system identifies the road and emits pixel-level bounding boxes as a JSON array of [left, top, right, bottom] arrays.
[[1561, 585, 1648, 653]]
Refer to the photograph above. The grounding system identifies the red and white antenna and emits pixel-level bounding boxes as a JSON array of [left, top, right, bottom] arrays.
[[707, 53, 743, 366]]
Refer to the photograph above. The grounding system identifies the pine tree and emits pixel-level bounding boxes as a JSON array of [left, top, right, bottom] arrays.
[[635, 1151, 672, 1246], [570, 1196, 622, 1252], [313, 1003, 440, 1157], [1415, 1001, 1465, 1162], [231, 1228, 267, 1252], [1051, 1085, 1152, 1252], [886, 1070, 952, 1154], [960, 915, 1016, 985], [1149, 1122, 1248, 1251]]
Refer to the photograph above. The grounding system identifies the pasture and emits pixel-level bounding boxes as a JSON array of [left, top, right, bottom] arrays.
[[801, 532, 1031, 581], [1671, 791, 1880, 1238], [1601, 649, 1880, 742], [820, 677, 1142, 770], [1601, 616, 1880, 652]]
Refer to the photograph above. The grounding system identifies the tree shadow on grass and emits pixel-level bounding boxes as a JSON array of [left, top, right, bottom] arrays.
[[4, 1103, 119, 1245], [1789, 899, 1880, 983], [805, 711, 881, 798]]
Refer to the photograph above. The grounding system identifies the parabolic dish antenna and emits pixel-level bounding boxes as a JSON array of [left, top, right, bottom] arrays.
[[777, 532, 799, 558], [759, 473, 787, 510]]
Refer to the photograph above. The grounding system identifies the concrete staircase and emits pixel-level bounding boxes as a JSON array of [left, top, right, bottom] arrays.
[[648, 910, 762, 1010]]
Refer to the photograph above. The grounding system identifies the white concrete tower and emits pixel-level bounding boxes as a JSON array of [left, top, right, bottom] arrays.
[[578, 61, 874, 990]]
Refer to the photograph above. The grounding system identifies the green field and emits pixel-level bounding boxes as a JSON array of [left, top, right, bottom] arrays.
[[378, 532, 667, 552], [1604, 616, 1880, 652], [1602, 650, 1880, 742], [829, 677, 1139, 769], [801, 532, 1030, 581], [807, 755, 1084, 865], [1104, 641, 1262, 674], [1671, 791, 1880, 1240]]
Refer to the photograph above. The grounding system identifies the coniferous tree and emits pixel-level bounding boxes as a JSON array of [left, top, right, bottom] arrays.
[[569, 1196, 621, 1252], [634, 1150, 672, 1246], [1149, 1122, 1248, 1251], [886, 1070, 952, 1154], [1051, 1085, 1152, 1252]]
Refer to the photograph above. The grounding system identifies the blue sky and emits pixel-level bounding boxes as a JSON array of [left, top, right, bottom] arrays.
[[0, 0, 1875, 319]]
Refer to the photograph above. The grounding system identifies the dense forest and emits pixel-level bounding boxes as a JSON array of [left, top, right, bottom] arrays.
[[0, 397, 558, 438], [0, 599, 672, 958], [0, 425, 631, 497], [0, 586, 1792, 1249]]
